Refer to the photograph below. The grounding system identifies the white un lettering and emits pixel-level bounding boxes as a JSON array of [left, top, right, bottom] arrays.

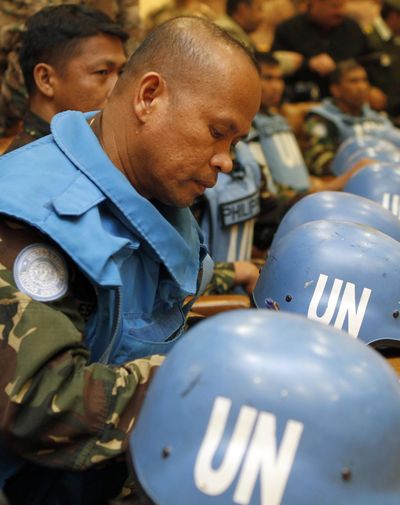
[[307, 273, 371, 337], [382, 193, 400, 219], [194, 396, 303, 505]]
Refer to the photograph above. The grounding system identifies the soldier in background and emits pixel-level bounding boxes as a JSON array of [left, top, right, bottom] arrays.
[[144, 0, 256, 48], [247, 52, 362, 251], [0, 0, 140, 137], [362, 0, 400, 121], [4, 4, 127, 153], [303, 59, 395, 176]]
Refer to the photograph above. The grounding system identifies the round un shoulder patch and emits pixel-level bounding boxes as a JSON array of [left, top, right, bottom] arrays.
[[13, 243, 69, 302]]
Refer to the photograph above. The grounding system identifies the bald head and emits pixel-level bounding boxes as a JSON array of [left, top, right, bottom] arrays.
[[101, 15, 261, 208], [115, 16, 259, 92]]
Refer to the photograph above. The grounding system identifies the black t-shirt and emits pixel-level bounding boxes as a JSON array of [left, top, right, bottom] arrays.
[[272, 13, 372, 98]]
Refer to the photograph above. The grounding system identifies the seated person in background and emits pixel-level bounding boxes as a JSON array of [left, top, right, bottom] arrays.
[[345, 0, 380, 28], [303, 59, 394, 176], [246, 52, 363, 250], [271, 0, 374, 101], [361, 0, 400, 120], [226, 0, 264, 48], [5, 4, 127, 153], [250, 0, 296, 52], [145, 0, 255, 49], [0, 0, 140, 139]]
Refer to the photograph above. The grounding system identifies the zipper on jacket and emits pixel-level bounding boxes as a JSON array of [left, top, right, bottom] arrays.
[[99, 287, 121, 364]]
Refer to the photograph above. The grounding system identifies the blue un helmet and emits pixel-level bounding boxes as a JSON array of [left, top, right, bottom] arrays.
[[270, 190, 400, 248], [331, 135, 399, 176], [130, 309, 400, 505], [253, 220, 400, 347], [344, 163, 400, 219]]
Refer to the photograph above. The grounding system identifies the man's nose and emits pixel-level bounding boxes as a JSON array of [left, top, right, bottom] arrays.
[[210, 152, 233, 174]]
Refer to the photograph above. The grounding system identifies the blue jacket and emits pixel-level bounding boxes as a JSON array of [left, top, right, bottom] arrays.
[[250, 112, 310, 191], [200, 141, 261, 262], [309, 98, 392, 141], [0, 110, 207, 365]]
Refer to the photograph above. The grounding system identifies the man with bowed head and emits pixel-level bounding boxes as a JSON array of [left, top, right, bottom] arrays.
[[0, 17, 261, 505]]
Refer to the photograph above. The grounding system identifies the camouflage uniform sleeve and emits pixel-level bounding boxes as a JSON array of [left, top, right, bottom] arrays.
[[203, 262, 236, 295], [0, 263, 163, 471], [302, 113, 340, 177], [0, 24, 27, 136]]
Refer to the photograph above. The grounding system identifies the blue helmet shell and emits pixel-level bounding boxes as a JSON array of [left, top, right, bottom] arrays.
[[254, 220, 400, 348], [130, 309, 400, 505], [331, 135, 399, 175], [270, 191, 400, 249], [344, 163, 400, 218]]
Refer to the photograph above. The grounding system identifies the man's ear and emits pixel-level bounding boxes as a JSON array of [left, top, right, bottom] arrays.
[[133, 72, 166, 123], [33, 63, 57, 98]]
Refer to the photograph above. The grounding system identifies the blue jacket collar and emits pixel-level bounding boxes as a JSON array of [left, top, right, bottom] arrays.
[[51, 110, 202, 293]]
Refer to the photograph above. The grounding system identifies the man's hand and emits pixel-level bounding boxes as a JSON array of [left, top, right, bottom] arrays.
[[233, 261, 261, 294], [309, 158, 374, 191], [308, 53, 336, 76], [273, 51, 304, 74]]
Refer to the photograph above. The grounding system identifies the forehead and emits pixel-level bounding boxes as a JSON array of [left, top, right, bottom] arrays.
[[182, 64, 260, 130], [340, 67, 368, 82], [260, 63, 283, 78], [64, 33, 125, 66]]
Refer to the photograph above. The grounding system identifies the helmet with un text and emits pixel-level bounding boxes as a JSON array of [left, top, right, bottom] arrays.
[[130, 309, 400, 505], [331, 135, 399, 176], [344, 163, 400, 219], [253, 220, 400, 348], [270, 190, 400, 248]]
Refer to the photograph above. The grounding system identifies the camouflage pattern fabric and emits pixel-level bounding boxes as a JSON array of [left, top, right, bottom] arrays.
[[302, 113, 338, 177], [0, 219, 163, 471], [0, 0, 68, 135], [0, 0, 141, 137], [5, 109, 49, 153], [203, 262, 236, 295]]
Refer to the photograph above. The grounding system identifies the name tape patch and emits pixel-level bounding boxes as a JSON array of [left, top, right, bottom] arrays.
[[220, 192, 260, 227]]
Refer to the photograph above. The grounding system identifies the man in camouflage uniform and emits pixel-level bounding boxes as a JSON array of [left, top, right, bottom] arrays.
[[0, 0, 140, 137], [247, 52, 358, 251], [4, 5, 257, 298], [303, 59, 395, 176], [4, 4, 127, 153], [0, 16, 261, 504]]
